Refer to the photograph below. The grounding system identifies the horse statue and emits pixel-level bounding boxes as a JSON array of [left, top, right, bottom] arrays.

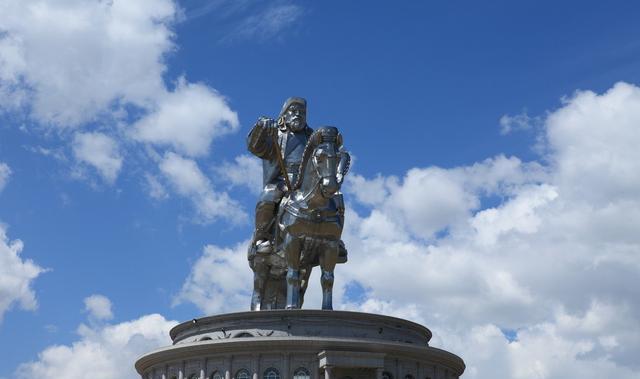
[[249, 126, 350, 310], [280, 126, 349, 309]]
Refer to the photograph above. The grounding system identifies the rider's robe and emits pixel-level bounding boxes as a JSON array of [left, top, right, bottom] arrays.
[[247, 121, 349, 265], [247, 122, 313, 201]]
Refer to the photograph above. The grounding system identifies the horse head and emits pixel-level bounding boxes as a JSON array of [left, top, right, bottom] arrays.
[[292, 126, 348, 203]]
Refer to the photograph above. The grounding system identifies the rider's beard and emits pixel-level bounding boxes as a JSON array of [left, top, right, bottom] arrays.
[[288, 117, 305, 132]]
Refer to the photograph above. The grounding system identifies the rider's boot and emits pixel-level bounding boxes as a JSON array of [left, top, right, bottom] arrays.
[[321, 270, 335, 310], [286, 269, 300, 309], [254, 201, 276, 253]]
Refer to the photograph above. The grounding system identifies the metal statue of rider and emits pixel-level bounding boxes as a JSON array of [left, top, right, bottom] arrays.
[[247, 97, 313, 257]]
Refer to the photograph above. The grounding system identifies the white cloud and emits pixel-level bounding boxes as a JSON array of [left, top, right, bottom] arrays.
[[470, 184, 558, 246], [144, 173, 168, 200], [160, 152, 209, 194], [546, 82, 640, 205], [0, 0, 241, 199], [0, 32, 27, 111], [499, 110, 542, 135], [215, 154, 263, 194], [346, 174, 395, 207], [159, 152, 247, 224], [0, 162, 11, 192], [0, 0, 175, 126], [72, 132, 123, 184], [335, 82, 640, 378], [436, 301, 640, 379], [0, 224, 45, 324], [132, 78, 239, 157], [174, 240, 344, 314], [224, 3, 303, 42], [346, 155, 546, 240], [174, 241, 252, 314], [83, 294, 113, 321], [16, 311, 177, 379]]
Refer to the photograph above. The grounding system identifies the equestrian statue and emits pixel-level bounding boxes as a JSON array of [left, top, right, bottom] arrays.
[[246, 97, 350, 310]]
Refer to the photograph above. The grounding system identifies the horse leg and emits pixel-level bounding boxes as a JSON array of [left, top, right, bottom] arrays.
[[284, 234, 303, 309], [250, 255, 268, 311], [319, 240, 339, 310], [299, 266, 313, 308]]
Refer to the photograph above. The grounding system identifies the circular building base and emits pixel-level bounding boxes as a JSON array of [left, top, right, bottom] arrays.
[[135, 310, 465, 379]]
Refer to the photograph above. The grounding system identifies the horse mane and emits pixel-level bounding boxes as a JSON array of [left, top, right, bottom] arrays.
[[291, 126, 340, 191]]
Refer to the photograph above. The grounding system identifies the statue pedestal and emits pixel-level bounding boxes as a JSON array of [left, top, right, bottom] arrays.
[[135, 310, 465, 379]]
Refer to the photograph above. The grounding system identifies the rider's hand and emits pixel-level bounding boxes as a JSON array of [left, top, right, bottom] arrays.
[[257, 116, 276, 130]]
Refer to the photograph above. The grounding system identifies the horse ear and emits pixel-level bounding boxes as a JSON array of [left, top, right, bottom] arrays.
[[311, 131, 323, 146], [336, 133, 343, 147]]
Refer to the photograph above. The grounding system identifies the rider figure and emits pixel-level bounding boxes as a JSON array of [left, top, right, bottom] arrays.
[[247, 97, 313, 256]]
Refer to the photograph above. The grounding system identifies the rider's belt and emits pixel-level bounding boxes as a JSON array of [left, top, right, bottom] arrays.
[[283, 204, 339, 222]]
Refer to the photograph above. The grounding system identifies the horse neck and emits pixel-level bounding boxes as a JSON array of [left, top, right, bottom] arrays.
[[297, 155, 329, 210]]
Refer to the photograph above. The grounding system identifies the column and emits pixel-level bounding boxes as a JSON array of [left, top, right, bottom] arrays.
[[376, 368, 384, 379], [224, 356, 232, 379], [200, 357, 206, 379], [324, 366, 333, 379], [252, 354, 259, 379], [283, 353, 290, 379], [222, 358, 231, 379]]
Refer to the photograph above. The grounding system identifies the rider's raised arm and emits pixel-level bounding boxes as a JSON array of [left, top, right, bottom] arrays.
[[247, 117, 276, 160]]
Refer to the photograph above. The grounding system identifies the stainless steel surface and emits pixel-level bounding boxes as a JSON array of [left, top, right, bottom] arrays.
[[246, 98, 350, 310]]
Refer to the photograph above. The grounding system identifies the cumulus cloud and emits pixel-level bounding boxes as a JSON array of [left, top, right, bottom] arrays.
[[159, 152, 247, 224], [346, 155, 546, 240], [83, 294, 113, 321], [436, 301, 640, 379], [0, 224, 45, 324], [175, 82, 640, 378], [16, 309, 176, 379], [336, 82, 640, 378], [132, 78, 239, 157], [174, 241, 252, 314], [546, 82, 640, 205], [214, 154, 263, 194], [0, 162, 11, 192], [0, 0, 240, 203], [72, 132, 123, 184], [0, 0, 175, 126]]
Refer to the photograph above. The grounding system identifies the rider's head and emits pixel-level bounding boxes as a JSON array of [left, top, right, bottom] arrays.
[[278, 97, 307, 132]]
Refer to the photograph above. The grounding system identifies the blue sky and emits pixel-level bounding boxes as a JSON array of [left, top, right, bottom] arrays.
[[1, 1, 640, 378]]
